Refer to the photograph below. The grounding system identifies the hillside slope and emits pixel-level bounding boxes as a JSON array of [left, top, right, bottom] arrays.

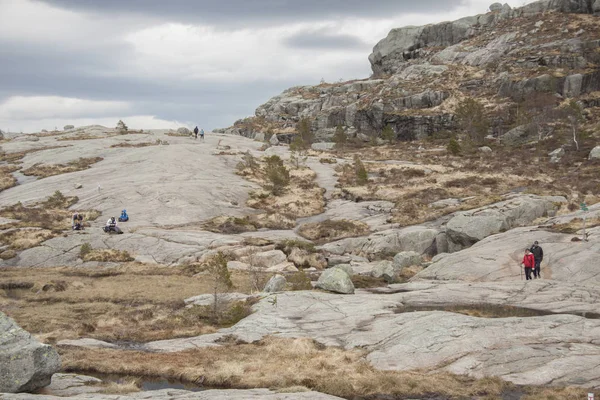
[[219, 0, 600, 143]]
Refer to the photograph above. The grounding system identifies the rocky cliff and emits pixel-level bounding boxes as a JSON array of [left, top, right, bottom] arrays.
[[219, 0, 600, 142]]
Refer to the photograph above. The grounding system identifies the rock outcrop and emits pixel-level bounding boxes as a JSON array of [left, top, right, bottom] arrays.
[[219, 0, 599, 142], [263, 274, 287, 292], [0, 312, 61, 393], [415, 226, 600, 282], [315, 267, 355, 294], [130, 286, 600, 388], [2, 388, 344, 400]]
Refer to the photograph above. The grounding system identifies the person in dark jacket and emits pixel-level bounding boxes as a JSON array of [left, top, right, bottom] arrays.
[[193, 126, 199, 139], [530, 241, 543, 279], [522, 248, 535, 280]]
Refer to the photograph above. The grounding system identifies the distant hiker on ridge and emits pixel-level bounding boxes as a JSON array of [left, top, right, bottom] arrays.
[[530, 240, 543, 279], [522, 248, 535, 281], [194, 126, 199, 140]]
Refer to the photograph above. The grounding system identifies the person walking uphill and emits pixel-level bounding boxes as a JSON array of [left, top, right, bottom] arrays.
[[530, 241, 543, 279], [522, 248, 535, 280], [194, 126, 199, 139]]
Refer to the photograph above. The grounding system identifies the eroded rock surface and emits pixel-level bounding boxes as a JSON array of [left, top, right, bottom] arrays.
[[415, 226, 600, 282], [0, 312, 61, 393], [0, 388, 344, 399], [124, 284, 600, 388]]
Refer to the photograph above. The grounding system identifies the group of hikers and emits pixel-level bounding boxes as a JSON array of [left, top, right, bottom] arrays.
[[521, 241, 544, 280], [193, 126, 204, 140], [72, 209, 129, 234]]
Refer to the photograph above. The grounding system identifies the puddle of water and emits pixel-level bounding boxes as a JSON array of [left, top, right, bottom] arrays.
[[12, 170, 37, 185], [394, 303, 600, 319], [88, 373, 205, 392], [395, 304, 556, 318]]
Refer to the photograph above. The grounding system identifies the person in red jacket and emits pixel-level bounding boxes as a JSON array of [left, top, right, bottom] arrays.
[[522, 248, 535, 280]]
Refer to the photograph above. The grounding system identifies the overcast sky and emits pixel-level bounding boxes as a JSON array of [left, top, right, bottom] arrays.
[[0, 0, 535, 133]]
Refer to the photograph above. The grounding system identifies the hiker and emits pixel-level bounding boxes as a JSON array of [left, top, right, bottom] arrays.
[[200, 128, 205, 140], [72, 212, 84, 230], [118, 209, 129, 222], [530, 240, 543, 279], [103, 216, 123, 234], [194, 126, 199, 139], [522, 248, 535, 280]]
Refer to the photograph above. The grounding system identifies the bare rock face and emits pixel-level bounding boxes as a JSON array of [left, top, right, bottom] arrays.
[[589, 145, 600, 160], [177, 127, 191, 135], [320, 226, 439, 259], [316, 267, 355, 294], [595, 0, 600, 14], [415, 226, 600, 283], [0, 312, 61, 393], [263, 274, 287, 292], [1, 388, 345, 399]]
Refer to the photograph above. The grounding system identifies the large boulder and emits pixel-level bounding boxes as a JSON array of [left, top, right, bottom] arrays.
[[393, 251, 422, 270], [316, 268, 355, 294], [415, 226, 600, 283], [288, 247, 327, 270], [177, 127, 191, 135], [0, 312, 61, 393], [489, 2, 503, 12], [589, 145, 600, 160], [263, 275, 287, 293], [246, 250, 287, 268], [595, 0, 600, 15], [499, 124, 536, 145], [371, 260, 398, 283], [320, 226, 439, 259], [311, 142, 336, 151], [446, 211, 509, 252], [63, 125, 74, 131]]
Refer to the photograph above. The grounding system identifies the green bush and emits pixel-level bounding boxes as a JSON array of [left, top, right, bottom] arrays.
[[80, 242, 92, 259], [333, 124, 347, 147], [381, 125, 396, 144], [447, 138, 461, 156], [455, 97, 489, 143], [354, 155, 368, 185], [264, 155, 290, 195]]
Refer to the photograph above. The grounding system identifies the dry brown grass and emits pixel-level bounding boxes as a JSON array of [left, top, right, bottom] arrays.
[[110, 142, 158, 148], [96, 380, 141, 394], [165, 131, 192, 137], [0, 164, 19, 191], [203, 214, 297, 234], [22, 157, 103, 178], [0, 191, 101, 231], [545, 217, 600, 234], [56, 134, 102, 141], [82, 249, 135, 263], [0, 145, 69, 163], [0, 228, 55, 251], [298, 219, 370, 243], [0, 264, 257, 343], [58, 336, 519, 399]]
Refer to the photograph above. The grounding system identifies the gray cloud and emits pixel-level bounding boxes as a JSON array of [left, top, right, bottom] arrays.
[[39, 0, 462, 25], [284, 30, 369, 50]]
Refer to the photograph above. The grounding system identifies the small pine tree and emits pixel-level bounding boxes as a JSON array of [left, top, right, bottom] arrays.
[[381, 125, 396, 144], [447, 138, 461, 156], [203, 252, 233, 321], [297, 118, 314, 147], [354, 155, 368, 185], [264, 155, 290, 195], [116, 120, 128, 134], [332, 124, 347, 147], [455, 98, 489, 143]]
